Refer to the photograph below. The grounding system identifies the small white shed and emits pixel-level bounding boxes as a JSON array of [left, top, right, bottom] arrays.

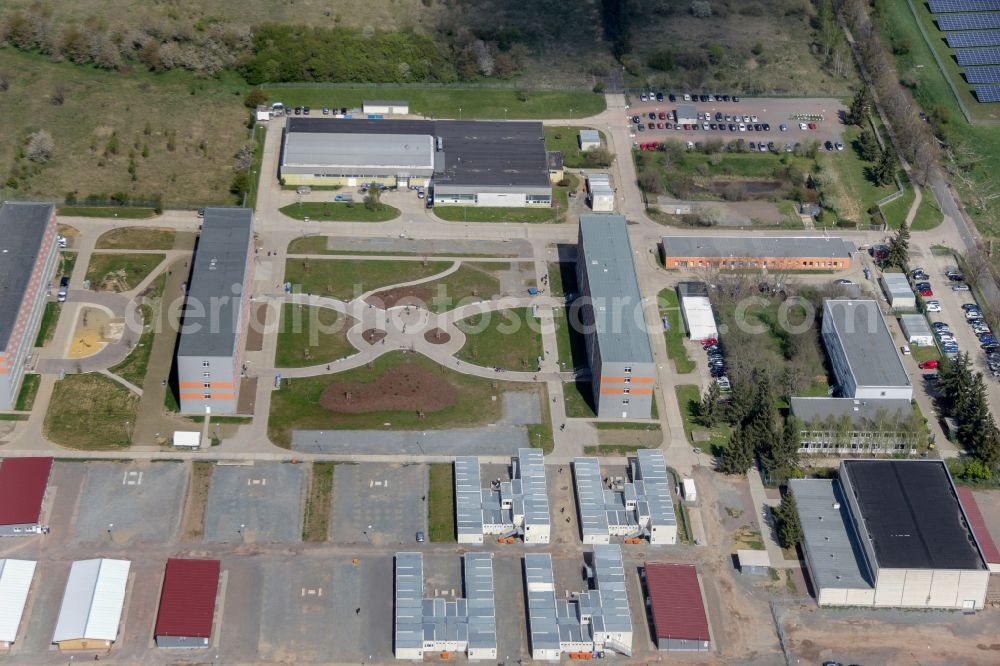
[[579, 129, 601, 151], [737, 549, 770, 575], [255, 105, 271, 122], [172, 431, 201, 449], [681, 478, 697, 503], [900, 314, 934, 347], [363, 100, 409, 115]]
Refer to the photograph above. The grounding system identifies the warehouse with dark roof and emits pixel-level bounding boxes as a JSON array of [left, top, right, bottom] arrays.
[[0, 457, 53, 536], [0, 202, 59, 411], [280, 118, 552, 208], [643, 562, 711, 651], [175, 208, 254, 415], [154, 558, 221, 648], [792, 460, 990, 609]]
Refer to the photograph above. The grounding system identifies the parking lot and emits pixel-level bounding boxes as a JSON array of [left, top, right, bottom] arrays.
[[330, 462, 427, 546], [628, 95, 846, 150], [203, 463, 305, 543], [73, 462, 187, 544]]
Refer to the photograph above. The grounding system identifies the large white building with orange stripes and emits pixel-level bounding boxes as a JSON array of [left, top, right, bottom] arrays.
[[575, 215, 655, 420], [175, 208, 253, 415], [0, 202, 58, 411]]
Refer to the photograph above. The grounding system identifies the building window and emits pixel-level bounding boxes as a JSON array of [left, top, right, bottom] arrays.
[[624, 377, 631, 384], [203, 372, 211, 378], [623, 388, 630, 395], [622, 398, 630, 405], [204, 393, 211, 399], [203, 383, 210, 389], [526, 194, 551, 205], [202, 361, 210, 367], [624, 367, 632, 374]]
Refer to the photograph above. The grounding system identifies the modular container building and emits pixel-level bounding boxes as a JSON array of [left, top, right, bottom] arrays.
[[586, 173, 615, 213], [676, 282, 718, 341], [899, 314, 934, 347], [879, 272, 916, 309], [661, 235, 854, 271], [578, 129, 601, 151]]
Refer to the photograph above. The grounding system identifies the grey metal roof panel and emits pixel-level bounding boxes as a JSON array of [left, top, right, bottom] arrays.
[[662, 235, 855, 260], [899, 314, 932, 338], [283, 132, 434, 170], [579, 215, 654, 364], [881, 272, 914, 298], [841, 460, 987, 570], [0, 202, 53, 351], [573, 457, 610, 537], [177, 208, 253, 358], [788, 479, 874, 590], [455, 457, 484, 538], [823, 299, 911, 390], [790, 397, 913, 425]]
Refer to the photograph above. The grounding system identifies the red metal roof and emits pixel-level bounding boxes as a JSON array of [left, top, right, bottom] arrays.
[[644, 562, 710, 642], [957, 487, 1000, 565], [154, 558, 221, 638], [0, 457, 52, 525]]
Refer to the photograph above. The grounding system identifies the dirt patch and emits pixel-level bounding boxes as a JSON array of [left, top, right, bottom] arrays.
[[180, 461, 213, 542], [68, 307, 121, 358], [423, 328, 451, 344], [362, 329, 387, 345], [319, 362, 457, 413], [245, 303, 270, 352], [366, 285, 434, 309], [237, 377, 258, 414]]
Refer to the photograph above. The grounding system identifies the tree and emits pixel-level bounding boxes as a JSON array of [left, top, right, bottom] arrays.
[[364, 187, 383, 211], [872, 148, 897, 186], [691, 1, 712, 18], [244, 89, 267, 109], [637, 170, 662, 194], [647, 49, 674, 72], [719, 429, 754, 475], [849, 87, 871, 126], [25, 130, 54, 163], [699, 382, 721, 427], [885, 220, 910, 268], [858, 129, 880, 162], [774, 490, 802, 549], [763, 417, 801, 478]]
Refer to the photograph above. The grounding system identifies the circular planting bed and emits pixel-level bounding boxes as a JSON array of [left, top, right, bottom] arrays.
[[423, 328, 451, 345], [318, 362, 457, 413], [361, 328, 387, 345]]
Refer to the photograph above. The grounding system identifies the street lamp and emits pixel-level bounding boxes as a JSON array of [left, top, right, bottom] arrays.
[[107, 523, 113, 539], [238, 523, 245, 541], [362, 524, 373, 544], [503, 107, 508, 121], [458, 107, 462, 120]]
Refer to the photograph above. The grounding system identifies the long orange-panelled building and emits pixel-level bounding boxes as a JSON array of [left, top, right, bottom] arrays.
[[660, 235, 855, 271], [175, 208, 253, 415]]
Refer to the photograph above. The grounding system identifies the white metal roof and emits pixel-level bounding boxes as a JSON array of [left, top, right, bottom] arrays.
[[0, 559, 36, 644], [680, 295, 718, 340], [737, 549, 770, 568], [454, 450, 550, 539], [172, 431, 201, 448], [52, 559, 130, 643], [573, 451, 675, 540]]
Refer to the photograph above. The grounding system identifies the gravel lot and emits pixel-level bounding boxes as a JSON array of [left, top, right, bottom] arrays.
[[203, 463, 305, 543]]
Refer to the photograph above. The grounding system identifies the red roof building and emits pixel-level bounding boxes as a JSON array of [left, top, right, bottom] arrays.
[[154, 558, 221, 648], [957, 487, 1000, 572], [644, 562, 711, 652], [0, 457, 52, 534]]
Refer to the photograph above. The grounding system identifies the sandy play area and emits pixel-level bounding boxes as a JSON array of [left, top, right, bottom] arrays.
[[68, 307, 124, 359]]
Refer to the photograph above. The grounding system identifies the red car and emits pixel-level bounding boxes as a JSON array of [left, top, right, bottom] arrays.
[[657, 122, 663, 129], [658, 111, 666, 120], [920, 288, 934, 297], [918, 360, 939, 370], [808, 122, 817, 130], [702, 337, 718, 347]]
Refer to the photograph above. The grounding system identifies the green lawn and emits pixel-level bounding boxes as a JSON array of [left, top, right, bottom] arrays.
[[419, 264, 503, 314], [267, 351, 540, 447], [433, 206, 556, 223], [284, 258, 451, 301], [59, 251, 78, 278], [816, 125, 897, 224], [244, 123, 266, 210], [34, 301, 61, 347], [108, 303, 155, 387], [57, 206, 157, 219], [302, 462, 335, 542], [43, 373, 140, 449], [676, 384, 732, 455], [910, 193, 944, 231], [456, 307, 544, 371], [564, 380, 597, 418], [287, 236, 330, 254], [552, 307, 589, 372], [15, 374, 41, 411], [912, 345, 941, 364], [96, 227, 176, 250], [657, 288, 696, 374], [547, 261, 576, 299], [279, 201, 400, 222], [261, 85, 605, 120], [85, 253, 165, 292], [275, 303, 356, 367], [428, 463, 456, 542], [544, 126, 608, 168]]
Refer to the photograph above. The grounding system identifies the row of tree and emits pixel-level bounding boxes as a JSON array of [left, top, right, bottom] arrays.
[[937, 353, 1000, 471]]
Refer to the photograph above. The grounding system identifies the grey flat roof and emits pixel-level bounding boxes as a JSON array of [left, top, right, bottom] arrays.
[[579, 214, 654, 364], [283, 132, 434, 170], [573, 451, 675, 539], [662, 235, 854, 259], [899, 314, 932, 338], [579, 129, 600, 141], [0, 202, 53, 351], [841, 460, 986, 571], [676, 281, 709, 298], [881, 272, 913, 297], [790, 397, 913, 424], [789, 479, 874, 590], [823, 299, 910, 389], [177, 209, 253, 358], [284, 118, 550, 188]]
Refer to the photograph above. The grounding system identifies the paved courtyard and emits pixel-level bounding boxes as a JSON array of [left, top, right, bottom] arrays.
[[291, 426, 529, 455], [330, 462, 427, 545], [203, 463, 305, 543]]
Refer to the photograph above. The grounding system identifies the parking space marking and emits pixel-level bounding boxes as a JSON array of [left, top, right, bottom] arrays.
[[248, 478, 267, 486], [122, 470, 143, 486], [369, 479, 389, 488], [301, 587, 323, 597]]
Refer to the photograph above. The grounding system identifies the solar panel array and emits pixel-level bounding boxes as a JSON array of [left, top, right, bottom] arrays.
[[937, 13, 1000, 30], [946, 31, 1000, 47], [974, 84, 1000, 101], [965, 66, 1000, 82], [956, 47, 1000, 65], [930, 0, 1000, 12]]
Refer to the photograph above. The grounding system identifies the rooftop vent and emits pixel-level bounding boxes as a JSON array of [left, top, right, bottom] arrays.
[[833, 502, 841, 510]]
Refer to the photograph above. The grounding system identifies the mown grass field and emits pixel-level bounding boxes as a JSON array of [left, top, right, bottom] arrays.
[[85, 253, 164, 292], [657, 288, 695, 374], [279, 201, 400, 222], [275, 304, 356, 367], [456, 307, 544, 371], [302, 462, 336, 542], [96, 227, 176, 250], [433, 206, 557, 223], [0, 50, 249, 206], [544, 126, 607, 168], [58, 206, 157, 219], [284, 258, 451, 301], [428, 464, 456, 542]]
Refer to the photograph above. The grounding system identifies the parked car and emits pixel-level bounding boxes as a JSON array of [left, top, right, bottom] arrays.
[[668, 94, 676, 102], [416, 531, 425, 543], [835, 278, 855, 286], [835, 142, 844, 151], [900, 345, 911, 355], [658, 111, 666, 120], [799, 122, 808, 130], [57, 275, 69, 302], [303, 106, 311, 115], [334, 194, 352, 202], [962, 303, 981, 311], [952, 284, 971, 291], [920, 289, 934, 297], [926, 301, 941, 312], [702, 337, 718, 346], [779, 123, 788, 131], [808, 122, 817, 129], [915, 282, 931, 291], [322, 106, 330, 115], [57, 234, 68, 249], [716, 376, 731, 391], [656, 92, 664, 102], [918, 360, 939, 370], [824, 141, 834, 151]]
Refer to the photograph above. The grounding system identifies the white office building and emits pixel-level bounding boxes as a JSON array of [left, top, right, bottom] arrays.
[[821, 299, 912, 400]]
